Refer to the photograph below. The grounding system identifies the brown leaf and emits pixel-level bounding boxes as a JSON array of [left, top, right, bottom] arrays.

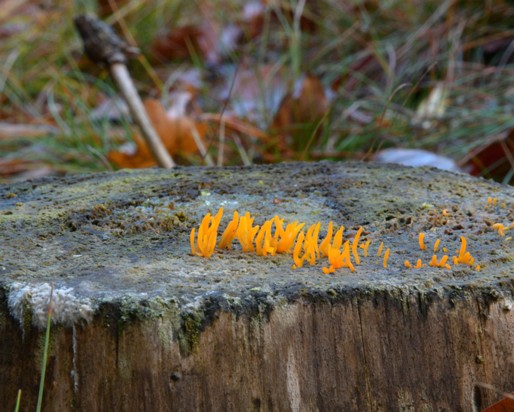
[[200, 113, 270, 143], [150, 23, 220, 65], [107, 99, 206, 168], [461, 129, 514, 184], [145, 98, 202, 155]]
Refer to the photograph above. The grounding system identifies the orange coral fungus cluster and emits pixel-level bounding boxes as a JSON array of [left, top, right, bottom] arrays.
[[190, 208, 364, 274], [190, 208, 484, 274]]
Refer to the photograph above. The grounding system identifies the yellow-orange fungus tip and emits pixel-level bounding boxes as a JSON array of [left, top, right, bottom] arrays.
[[214, 207, 224, 222], [293, 232, 305, 268], [352, 227, 363, 265], [476, 265, 481, 272], [361, 240, 371, 257], [459, 236, 467, 256], [434, 239, 441, 253], [419, 233, 427, 250], [440, 255, 448, 266], [255, 220, 275, 256], [429, 255, 437, 267], [377, 242, 384, 256], [218, 211, 239, 249], [383, 248, 390, 268], [493, 197, 498, 206], [404, 260, 412, 268], [333, 225, 345, 251], [442, 209, 449, 216], [319, 222, 334, 257], [236, 212, 259, 252], [277, 221, 305, 253], [443, 247, 448, 253], [415, 259, 422, 269], [487, 197, 492, 205]]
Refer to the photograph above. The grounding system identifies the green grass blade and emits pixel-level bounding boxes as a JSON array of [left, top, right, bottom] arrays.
[[14, 389, 21, 412], [36, 286, 54, 412]]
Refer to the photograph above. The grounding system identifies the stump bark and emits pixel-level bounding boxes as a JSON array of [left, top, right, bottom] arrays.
[[0, 162, 513, 411]]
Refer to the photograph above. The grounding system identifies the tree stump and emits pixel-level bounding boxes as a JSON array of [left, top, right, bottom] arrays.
[[0, 162, 513, 411]]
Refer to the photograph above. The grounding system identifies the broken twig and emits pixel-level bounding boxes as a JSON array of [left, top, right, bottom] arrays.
[[74, 14, 175, 168]]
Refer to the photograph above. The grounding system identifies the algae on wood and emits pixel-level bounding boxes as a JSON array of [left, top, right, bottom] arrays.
[[0, 162, 513, 411]]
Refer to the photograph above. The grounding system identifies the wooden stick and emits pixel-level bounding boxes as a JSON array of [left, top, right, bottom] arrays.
[[109, 63, 174, 168], [74, 14, 174, 168]]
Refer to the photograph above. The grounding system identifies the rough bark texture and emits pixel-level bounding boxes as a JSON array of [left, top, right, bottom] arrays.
[[0, 162, 513, 411]]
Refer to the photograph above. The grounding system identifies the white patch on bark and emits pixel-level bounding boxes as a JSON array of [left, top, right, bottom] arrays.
[[8, 282, 94, 329]]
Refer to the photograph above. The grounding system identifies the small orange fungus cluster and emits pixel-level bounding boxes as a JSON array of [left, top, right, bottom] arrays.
[[492, 222, 514, 237], [404, 235, 480, 271], [429, 254, 450, 269], [452, 236, 476, 266], [404, 259, 423, 269], [190, 208, 368, 274], [487, 196, 509, 209]]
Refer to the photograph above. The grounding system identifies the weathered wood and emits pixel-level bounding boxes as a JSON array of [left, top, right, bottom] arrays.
[[0, 162, 513, 411]]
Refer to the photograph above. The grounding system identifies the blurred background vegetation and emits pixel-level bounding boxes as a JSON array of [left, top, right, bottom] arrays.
[[1, 0, 513, 183]]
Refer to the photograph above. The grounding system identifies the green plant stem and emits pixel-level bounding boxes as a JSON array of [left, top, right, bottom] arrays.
[[36, 286, 54, 412], [14, 389, 21, 412]]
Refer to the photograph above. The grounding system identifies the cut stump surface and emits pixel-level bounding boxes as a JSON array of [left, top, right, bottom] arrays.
[[0, 161, 513, 411]]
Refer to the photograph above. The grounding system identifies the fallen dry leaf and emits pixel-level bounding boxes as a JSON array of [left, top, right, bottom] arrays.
[[107, 98, 206, 168], [461, 128, 514, 184], [200, 113, 270, 142]]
